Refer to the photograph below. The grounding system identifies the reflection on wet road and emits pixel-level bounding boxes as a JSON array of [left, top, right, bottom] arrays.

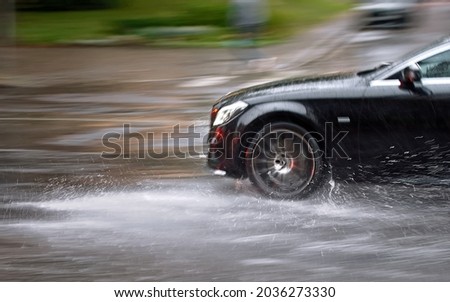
[[2, 178, 450, 281]]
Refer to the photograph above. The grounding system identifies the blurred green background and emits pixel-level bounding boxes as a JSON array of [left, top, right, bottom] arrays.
[[16, 0, 353, 46]]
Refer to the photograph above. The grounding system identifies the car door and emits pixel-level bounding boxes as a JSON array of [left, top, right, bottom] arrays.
[[357, 48, 450, 179], [359, 79, 437, 178], [418, 50, 450, 177]]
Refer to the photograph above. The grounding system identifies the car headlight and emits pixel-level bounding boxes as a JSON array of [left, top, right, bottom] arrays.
[[212, 100, 248, 126]]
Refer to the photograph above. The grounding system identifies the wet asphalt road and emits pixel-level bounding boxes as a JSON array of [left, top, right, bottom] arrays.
[[1, 5, 450, 281], [2, 178, 450, 281]]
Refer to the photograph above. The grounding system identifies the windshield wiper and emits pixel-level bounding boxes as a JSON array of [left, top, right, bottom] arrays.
[[357, 62, 392, 76]]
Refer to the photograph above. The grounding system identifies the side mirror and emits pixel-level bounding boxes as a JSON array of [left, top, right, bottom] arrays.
[[399, 64, 432, 96], [400, 64, 422, 87]]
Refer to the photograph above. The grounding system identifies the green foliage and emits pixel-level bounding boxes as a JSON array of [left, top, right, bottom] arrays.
[[268, 0, 353, 38], [16, 0, 353, 45], [112, 2, 228, 34]]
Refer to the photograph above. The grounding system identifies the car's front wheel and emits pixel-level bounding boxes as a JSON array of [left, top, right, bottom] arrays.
[[245, 122, 326, 199]]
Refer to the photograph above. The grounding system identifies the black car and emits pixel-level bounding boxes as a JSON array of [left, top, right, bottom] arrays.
[[207, 36, 450, 199]]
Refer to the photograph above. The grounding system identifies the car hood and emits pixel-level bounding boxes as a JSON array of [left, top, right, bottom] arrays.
[[217, 72, 361, 106]]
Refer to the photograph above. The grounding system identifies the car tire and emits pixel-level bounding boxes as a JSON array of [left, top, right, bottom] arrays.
[[245, 122, 327, 199]]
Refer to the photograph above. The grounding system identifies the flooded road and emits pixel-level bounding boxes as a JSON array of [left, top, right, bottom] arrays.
[[2, 83, 450, 281], [2, 5, 450, 281], [2, 177, 450, 281]]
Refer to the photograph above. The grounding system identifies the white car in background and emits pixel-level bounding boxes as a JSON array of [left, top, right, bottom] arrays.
[[354, 0, 422, 29]]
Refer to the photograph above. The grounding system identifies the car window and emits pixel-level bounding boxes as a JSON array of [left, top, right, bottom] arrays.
[[417, 49, 450, 78], [386, 71, 402, 80]]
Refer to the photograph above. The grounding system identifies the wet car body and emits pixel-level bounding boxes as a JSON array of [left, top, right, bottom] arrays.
[[208, 37, 450, 198], [354, 0, 421, 29]]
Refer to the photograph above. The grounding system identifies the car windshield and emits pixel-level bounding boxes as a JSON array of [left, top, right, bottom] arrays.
[[357, 36, 450, 79]]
